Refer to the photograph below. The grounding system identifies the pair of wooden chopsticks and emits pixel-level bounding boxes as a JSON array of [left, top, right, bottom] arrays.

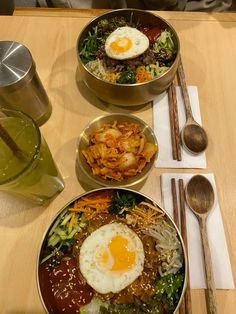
[[168, 81, 182, 161], [171, 178, 192, 314]]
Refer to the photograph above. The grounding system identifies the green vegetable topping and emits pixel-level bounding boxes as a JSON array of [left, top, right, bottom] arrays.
[[97, 17, 128, 33], [154, 272, 185, 311], [108, 191, 144, 215], [100, 303, 139, 314], [40, 209, 86, 264], [153, 30, 175, 53], [79, 26, 103, 64], [116, 70, 136, 84]]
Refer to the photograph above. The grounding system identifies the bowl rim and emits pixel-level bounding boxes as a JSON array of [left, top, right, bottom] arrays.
[[76, 8, 180, 87], [76, 112, 158, 187], [36, 186, 187, 314]]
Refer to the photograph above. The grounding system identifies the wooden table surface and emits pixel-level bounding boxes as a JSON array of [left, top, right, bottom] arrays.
[[0, 8, 236, 313]]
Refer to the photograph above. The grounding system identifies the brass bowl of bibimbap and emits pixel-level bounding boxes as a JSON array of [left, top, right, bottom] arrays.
[[37, 188, 187, 313], [76, 9, 180, 106]]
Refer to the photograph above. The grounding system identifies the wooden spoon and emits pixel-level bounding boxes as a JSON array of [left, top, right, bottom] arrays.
[[177, 57, 208, 154], [185, 175, 218, 314]]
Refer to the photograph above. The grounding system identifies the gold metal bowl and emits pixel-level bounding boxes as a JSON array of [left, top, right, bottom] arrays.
[[76, 113, 158, 188], [37, 187, 187, 314], [76, 9, 180, 106]]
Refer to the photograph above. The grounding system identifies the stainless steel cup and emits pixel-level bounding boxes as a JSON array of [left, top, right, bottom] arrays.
[[0, 41, 52, 126]]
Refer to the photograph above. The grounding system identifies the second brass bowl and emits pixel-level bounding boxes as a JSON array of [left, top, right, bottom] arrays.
[[76, 113, 158, 187], [76, 9, 180, 106]]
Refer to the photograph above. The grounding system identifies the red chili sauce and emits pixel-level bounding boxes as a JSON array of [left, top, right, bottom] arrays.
[[39, 257, 93, 313], [139, 26, 162, 45]]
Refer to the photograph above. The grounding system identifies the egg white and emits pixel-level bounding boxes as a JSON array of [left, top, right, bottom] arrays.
[[105, 26, 149, 60], [79, 222, 144, 294]]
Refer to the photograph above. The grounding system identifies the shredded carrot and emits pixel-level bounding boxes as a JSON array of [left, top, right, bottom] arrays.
[[136, 66, 152, 83], [75, 198, 111, 206], [69, 193, 112, 220]]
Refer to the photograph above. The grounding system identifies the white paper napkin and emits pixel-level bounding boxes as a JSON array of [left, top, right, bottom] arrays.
[[161, 173, 235, 289], [153, 86, 207, 168]]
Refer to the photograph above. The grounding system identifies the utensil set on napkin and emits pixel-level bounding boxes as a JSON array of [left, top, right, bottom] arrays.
[[154, 59, 234, 313], [161, 173, 235, 313], [167, 56, 208, 163], [153, 85, 207, 168]]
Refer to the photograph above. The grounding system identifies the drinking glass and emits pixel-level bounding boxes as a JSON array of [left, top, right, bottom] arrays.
[[0, 108, 65, 204]]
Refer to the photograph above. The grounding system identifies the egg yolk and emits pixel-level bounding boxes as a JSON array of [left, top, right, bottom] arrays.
[[110, 37, 132, 53], [99, 235, 136, 272]]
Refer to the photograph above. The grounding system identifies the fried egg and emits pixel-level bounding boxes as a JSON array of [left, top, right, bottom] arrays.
[[79, 223, 144, 294], [105, 26, 149, 60]]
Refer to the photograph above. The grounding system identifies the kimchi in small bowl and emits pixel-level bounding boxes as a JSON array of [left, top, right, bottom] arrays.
[[76, 113, 158, 187]]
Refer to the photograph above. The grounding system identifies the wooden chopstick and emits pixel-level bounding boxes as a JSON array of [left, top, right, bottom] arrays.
[[171, 178, 192, 314], [171, 178, 186, 314], [171, 82, 182, 161], [178, 179, 192, 314], [168, 84, 177, 160], [177, 56, 193, 119], [171, 178, 179, 228], [168, 82, 182, 161]]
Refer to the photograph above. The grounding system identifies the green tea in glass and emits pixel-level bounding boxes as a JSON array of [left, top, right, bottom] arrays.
[[0, 108, 65, 204]]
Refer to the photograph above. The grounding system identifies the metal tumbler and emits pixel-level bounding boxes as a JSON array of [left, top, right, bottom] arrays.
[[0, 41, 52, 126]]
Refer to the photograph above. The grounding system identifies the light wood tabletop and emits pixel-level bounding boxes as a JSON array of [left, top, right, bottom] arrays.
[[0, 8, 236, 313]]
